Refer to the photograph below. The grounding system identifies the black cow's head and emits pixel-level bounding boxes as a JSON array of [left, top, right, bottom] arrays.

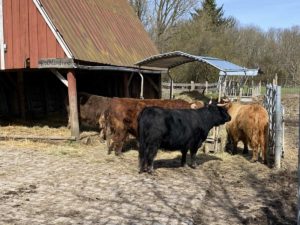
[[208, 103, 231, 126]]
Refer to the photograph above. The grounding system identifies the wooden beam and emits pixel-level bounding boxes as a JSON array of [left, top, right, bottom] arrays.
[[67, 70, 80, 139], [50, 69, 68, 87], [145, 76, 160, 94], [0, 135, 76, 141]]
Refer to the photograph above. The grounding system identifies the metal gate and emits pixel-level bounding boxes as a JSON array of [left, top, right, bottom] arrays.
[[264, 84, 284, 168]]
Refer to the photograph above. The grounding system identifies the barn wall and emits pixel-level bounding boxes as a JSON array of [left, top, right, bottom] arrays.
[[3, 0, 65, 69]]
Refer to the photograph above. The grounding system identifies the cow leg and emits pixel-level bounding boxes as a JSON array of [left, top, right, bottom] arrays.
[[225, 134, 234, 154], [181, 149, 188, 167], [250, 146, 258, 163], [242, 139, 249, 154], [231, 138, 238, 155], [105, 126, 115, 154], [146, 145, 159, 174], [99, 129, 105, 143], [112, 130, 128, 156], [138, 144, 147, 173], [190, 148, 199, 169], [261, 138, 267, 164]]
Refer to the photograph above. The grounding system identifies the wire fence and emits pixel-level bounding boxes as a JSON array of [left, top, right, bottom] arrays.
[[262, 79, 300, 96]]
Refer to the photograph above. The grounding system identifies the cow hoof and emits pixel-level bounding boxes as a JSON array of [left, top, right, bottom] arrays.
[[147, 170, 154, 175], [250, 159, 257, 163], [114, 151, 122, 156], [190, 164, 197, 169], [181, 163, 188, 168]]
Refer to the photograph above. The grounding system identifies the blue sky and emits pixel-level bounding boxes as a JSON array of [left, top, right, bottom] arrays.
[[215, 0, 300, 31]]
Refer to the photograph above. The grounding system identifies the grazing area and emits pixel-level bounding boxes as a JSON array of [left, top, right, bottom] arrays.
[[0, 94, 298, 225]]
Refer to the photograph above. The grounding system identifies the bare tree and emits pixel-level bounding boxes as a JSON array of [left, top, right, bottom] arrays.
[[150, 0, 197, 51], [278, 26, 300, 84], [129, 0, 150, 27]]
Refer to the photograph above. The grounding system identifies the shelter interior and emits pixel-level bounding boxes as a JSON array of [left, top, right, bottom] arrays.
[[0, 70, 160, 124]]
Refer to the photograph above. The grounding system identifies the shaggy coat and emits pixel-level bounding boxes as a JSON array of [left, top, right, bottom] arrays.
[[225, 101, 269, 163]]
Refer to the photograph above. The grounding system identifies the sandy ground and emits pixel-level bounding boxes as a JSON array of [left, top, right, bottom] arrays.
[[0, 94, 298, 225]]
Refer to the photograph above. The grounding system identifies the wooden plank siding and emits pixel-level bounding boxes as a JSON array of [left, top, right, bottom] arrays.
[[3, 0, 66, 69]]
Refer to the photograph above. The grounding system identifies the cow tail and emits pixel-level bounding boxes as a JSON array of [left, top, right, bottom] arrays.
[[250, 113, 260, 149], [137, 109, 147, 172]]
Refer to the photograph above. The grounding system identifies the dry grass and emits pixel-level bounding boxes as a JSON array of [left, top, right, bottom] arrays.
[[0, 124, 70, 137]]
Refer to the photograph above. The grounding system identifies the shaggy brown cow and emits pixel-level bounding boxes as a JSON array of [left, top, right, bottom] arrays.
[[103, 98, 204, 155], [224, 100, 268, 163], [66, 92, 111, 139]]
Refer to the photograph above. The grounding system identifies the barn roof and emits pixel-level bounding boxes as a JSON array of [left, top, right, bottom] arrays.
[[37, 0, 159, 67]]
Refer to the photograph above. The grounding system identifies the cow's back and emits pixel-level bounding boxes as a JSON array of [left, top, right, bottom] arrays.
[[128, 99, 205, 136], [78, 92, 111, 129]]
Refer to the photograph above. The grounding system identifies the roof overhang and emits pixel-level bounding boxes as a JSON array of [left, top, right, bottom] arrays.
[[136, 51, 259, 76], [38, 58, 162, 74]]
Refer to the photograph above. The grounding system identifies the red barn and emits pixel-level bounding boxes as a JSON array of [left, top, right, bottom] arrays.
[[0, 0, 160, 138]]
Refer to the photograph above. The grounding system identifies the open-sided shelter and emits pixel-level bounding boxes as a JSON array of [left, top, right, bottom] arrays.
[[0, 0, 161, 138], [136, 51, 259, 99], [137, 51, 259, 152]]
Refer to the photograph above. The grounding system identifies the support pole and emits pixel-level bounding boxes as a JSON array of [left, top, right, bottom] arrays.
[[168, 70, 173, 99], [67, 70, 80, 140], [298, 100, 300, 225], [274, 86, 282, 169]]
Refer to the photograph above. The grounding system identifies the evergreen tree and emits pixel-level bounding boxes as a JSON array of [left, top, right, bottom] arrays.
[[192, 0, 234, 28]]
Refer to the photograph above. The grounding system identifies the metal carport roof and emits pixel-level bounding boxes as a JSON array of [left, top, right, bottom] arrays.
[[136, 51, 259, 76]]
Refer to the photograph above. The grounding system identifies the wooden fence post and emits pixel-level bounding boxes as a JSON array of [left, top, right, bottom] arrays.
[[191, 81, 195, 91]]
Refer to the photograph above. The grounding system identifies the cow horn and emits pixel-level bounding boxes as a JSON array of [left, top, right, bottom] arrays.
[[217, 103, 227, 107], [221, 98, 230, 103]]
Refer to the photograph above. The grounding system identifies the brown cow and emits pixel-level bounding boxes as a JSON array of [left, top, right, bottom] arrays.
[[102, 98, 204, 155], [224, 100, 268, 163], [66, 92, 111, 139]]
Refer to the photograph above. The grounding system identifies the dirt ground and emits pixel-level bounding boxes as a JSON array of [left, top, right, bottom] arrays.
[[0, 95, 298, 225]]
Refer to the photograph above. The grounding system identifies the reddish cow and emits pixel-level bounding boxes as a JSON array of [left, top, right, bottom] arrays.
[[224, 100, 268, 163], [102, 98, 204, 155]]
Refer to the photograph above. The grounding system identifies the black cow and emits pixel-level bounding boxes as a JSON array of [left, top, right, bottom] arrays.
[[137, 103, 231, 173]]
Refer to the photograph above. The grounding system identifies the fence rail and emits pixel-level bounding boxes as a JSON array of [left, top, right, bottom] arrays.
[[162, 81, 218, 94], [162, 81, 262, 101]]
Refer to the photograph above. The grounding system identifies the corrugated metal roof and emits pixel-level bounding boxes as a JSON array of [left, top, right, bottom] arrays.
[[39, 0, 159, 67], [136, 51, 259, 76]]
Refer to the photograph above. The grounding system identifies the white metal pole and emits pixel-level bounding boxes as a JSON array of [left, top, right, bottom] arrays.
[[274, 86, 282, 169]]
